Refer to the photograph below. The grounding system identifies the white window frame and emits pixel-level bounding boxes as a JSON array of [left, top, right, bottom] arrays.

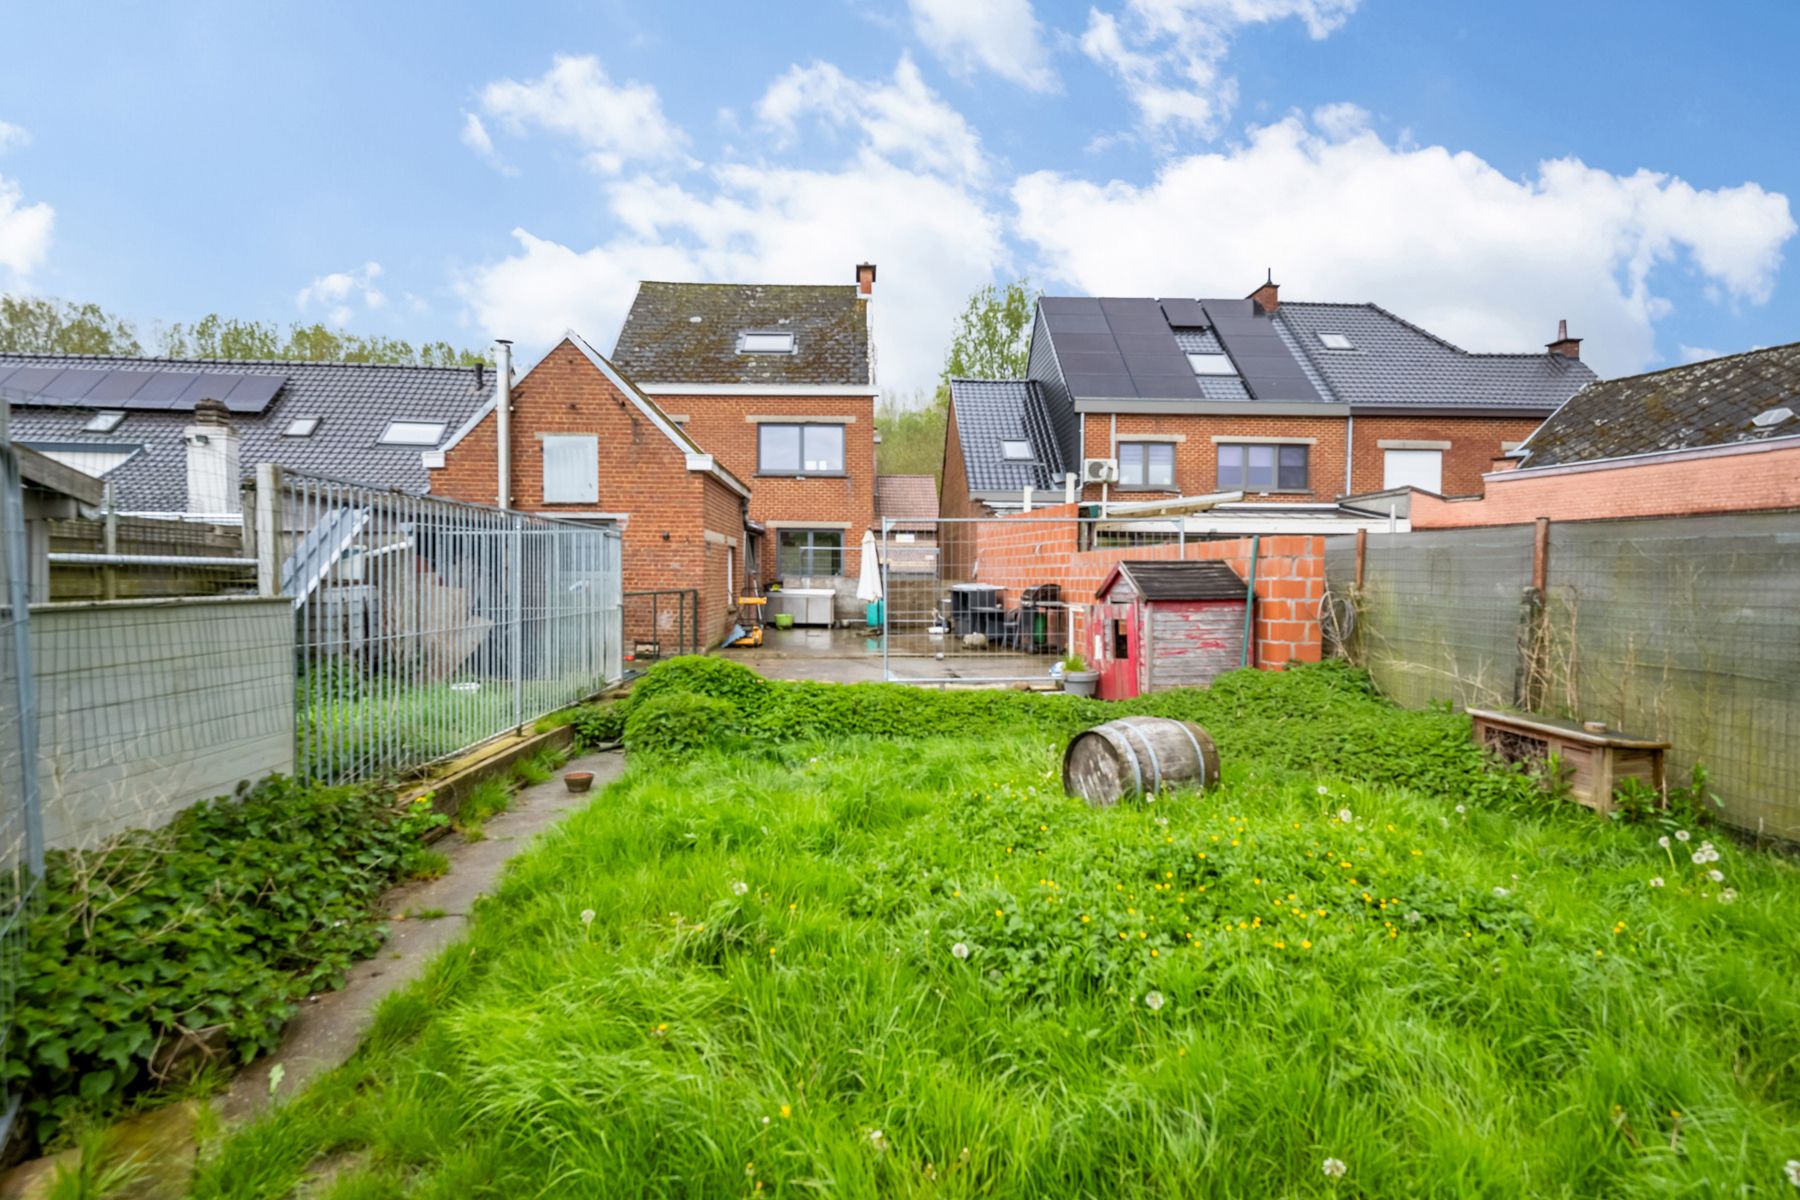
[[283, 417, 321, 437], [1317, 332, 1354, 350], [1382, 448, 1443, 493], [542, 433, 600, 504], [1186, 352, 1236, 376], [1000, 439, 1034, 461], [379, 420, 448, 446], [83, 410, 127, 433], [739, 331, 797, 354]]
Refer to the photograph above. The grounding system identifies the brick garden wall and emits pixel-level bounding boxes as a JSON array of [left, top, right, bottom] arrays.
[[958, 501, 1324, 668]]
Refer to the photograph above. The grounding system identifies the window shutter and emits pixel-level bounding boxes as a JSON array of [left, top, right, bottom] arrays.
[[543, 435, 599, 503]]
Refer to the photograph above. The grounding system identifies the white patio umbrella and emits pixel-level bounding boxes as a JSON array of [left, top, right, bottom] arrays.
[[855, 528, 884, 603]]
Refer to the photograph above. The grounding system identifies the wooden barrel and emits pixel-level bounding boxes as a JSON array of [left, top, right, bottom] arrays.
[[1062, 718, 1221, 807]]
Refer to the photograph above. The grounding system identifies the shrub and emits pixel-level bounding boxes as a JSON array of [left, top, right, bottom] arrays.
[[572, 702, 626, 747], [628, 656, 769, 714], [7, 776, 444, 1145], [623, 693, 741, 758]]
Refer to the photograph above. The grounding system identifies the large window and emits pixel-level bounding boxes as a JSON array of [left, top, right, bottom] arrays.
[[778, 528, 843, 576], [1118, 442, 1175, 489], [1217, 443, 1309, 492], [759, 423, 845, 475], [542, 434, 599, 503]]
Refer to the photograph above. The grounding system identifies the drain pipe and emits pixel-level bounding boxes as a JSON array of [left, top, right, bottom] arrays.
[[494, 339, 513, 510], [1240, 534, 1261, 669]]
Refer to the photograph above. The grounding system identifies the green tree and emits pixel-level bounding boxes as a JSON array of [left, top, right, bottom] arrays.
[[939, 279, 1037, 395], [159, 316, 487, 367], [875, 389, 948, 479], [0, 295, 143, 355]]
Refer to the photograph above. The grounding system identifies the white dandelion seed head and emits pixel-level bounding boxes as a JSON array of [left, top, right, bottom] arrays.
[[1784, 1159, 1800, 1187], [951, 942, 970, 960], [731, 881, 749, 896], [1708, 869, 1725, 883], [1322, 1157, 1347, 1179], [1144, 990, 1165, 1011], [1316, 785, 1329, 796], [1650, 877, 1665, 888], [1455, 804, 1466, 815], [1675, 829, 1691, 842], [1719, 889, 1738, 904], [1404, 910, 1423, 924], [579, 908, 596, 925], [869, 1129, 889, 1151], [1155, 816, 1169, 827], [1493, 886, 1510, 897], [1658, 836, 1671, 849], [1338, 809, 1354, 823]]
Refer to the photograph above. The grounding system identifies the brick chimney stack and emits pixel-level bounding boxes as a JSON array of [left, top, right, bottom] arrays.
[[1248, 269, 1279, 315], [855, 262, 877, 297], [1546, 319, 1582, 360]]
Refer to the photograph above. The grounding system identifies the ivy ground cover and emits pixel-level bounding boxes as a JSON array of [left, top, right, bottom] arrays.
[[193, 672, 1800, 1198]]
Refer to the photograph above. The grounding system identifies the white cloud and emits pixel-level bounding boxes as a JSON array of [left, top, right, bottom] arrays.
[[0, 175, 53, 281], [1083, 0, 1359, 139], [1012, 113, 1795, 376], [908, 0, 1056, 91], [757, 54, 990, 184], [1678, 344, 1724, 364], [476, 54, 686, 174], [0, 121, 29, 154], [296, 261, 387, 324], [461, 111, 518, 177]]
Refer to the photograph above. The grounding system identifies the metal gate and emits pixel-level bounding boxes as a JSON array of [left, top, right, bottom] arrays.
[[0, 402, 42, 1146]]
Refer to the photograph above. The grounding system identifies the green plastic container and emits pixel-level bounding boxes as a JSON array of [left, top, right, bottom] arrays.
[[774, 613, 794, 630]]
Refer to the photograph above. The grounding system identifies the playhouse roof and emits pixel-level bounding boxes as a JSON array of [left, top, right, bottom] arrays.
[[1097, 560, 1247, 602]]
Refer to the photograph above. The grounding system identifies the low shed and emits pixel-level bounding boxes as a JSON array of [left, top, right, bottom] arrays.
[[1093, 561, 1249, 700]]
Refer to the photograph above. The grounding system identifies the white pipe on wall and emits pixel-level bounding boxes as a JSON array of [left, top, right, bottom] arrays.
[[495, 339, 514, 510]]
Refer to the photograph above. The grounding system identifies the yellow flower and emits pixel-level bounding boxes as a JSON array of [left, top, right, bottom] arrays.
[[995, 908, 1004, 917], [1273, 940, 1287, 949], [1301, 939, 1313, 950], [1139, 931, 1148, 939], [1081, 914, 1091, 923], [953, 890, 961, 897], [780, 1104, 791, 1118], [1151, 949, 1159, 957]]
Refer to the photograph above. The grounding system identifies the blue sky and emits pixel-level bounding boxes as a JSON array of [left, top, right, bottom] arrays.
[[1, 0, 1796, 395]]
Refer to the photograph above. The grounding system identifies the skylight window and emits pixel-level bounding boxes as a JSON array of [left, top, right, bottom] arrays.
[[1317, 332, 1354, 350], [1000, 439, 1034, 461], [83, 410, 126, 433], [379, 421, 447, 446], [283, 417, 321, 437], [1187, 353, 1236, 376], [739, 331, 796, 354]]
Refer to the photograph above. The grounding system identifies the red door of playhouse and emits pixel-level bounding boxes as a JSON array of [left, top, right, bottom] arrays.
[[1098, 605, 1141, 701]]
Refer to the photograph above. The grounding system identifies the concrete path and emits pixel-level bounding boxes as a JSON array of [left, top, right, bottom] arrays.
[[219, 749, 625, 1120], [717, 626, 1059, 685]]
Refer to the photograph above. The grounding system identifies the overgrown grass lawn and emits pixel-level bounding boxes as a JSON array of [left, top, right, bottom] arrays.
[[196, 684, 1800, 1197]]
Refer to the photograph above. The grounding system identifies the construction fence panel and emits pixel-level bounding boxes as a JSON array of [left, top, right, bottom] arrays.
[[275, 469, 623, 786], [1326, 512, 1800, 842], [0, 411, 40, 1145]]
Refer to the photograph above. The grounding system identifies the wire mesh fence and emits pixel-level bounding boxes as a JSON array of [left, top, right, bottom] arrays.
[[273, 469, 623, 785], [0, 409, 42, 1145], [1329, 512, 1800, 842], [623, 589, 701, 671]]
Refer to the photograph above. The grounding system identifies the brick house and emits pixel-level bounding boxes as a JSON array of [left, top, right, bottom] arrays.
[[609, 267, 880, 621], [943, 279, 1596, 524], [428, 332, 753, 648], [1410, 341, 1800, 528]]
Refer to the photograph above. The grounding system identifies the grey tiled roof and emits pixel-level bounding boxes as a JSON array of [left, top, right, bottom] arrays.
[[949, 379, 1068, 494], [611, 282, 872, 387], [1519, 342, 1800, 468], [1172, 328, 1225, 354], [1276, 302, 1596, 410], [875, 474, 939, 530], [0, 353, 493, 510]]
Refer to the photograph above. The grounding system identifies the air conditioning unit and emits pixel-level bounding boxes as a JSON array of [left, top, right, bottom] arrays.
[[1082, 457, 1119, 484]]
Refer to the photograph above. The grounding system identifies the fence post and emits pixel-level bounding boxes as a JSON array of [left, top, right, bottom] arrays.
[[254, 463, 284, 598], [1516, 517, 1550, 711], [509, 513, 525, 730]]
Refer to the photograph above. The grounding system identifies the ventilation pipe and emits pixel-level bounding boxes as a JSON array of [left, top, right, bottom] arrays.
[[494, 339, 513, 510]]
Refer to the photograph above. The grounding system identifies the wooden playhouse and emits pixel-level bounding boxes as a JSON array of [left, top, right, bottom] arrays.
[[1092, 561, 1250, 701]]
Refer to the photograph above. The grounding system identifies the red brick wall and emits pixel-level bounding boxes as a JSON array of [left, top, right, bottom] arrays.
[[1079, 412, 1348, 504], [960, 501, 1324, 668], [659, 393, 875, 582], [429, 339, 742, 647], [1412, 442, 1800, 528], [1349, 414, 1545, 498]]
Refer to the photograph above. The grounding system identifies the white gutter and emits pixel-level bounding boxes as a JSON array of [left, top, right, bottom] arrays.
[[495, 339, 513, 509], [637, 382, 881, 398]]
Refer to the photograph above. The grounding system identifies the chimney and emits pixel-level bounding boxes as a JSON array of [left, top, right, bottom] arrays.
[[855, 262, 877, 297], [184, 398, 241, 515], [1546, 319, 1582, 360], [1248, 269, 1278, 315]]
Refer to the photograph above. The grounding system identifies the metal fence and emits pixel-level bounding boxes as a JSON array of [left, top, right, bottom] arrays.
[[267, 468, 623, 785], [623, 589, 701, 670], [0, 408, 41, 1146], [1328, 512, 1800, 842]]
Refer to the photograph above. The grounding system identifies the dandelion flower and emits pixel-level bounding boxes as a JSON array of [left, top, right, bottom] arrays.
[[1783, 1159, 1800, 1187], [731, 881, 749, 896], [1675, 829, 1691, 842], [1301, 939, 1313, 950], [952, 942, 970, 960], [869, 1129, 889, 1152], [1650, 877, 1665, 888], [1322, 1157, 1347, 1179], [780, 1104, 792, 1118], [1494, 886, 1510, 898], [1338, 808, 1354, 823], [1708, 869, 1725, 883], [1454, 804, 1466, 815], [579, 908, 596, 926], [1317, 785, 1329, 795], [1657, 835, 1671, 849], [1405, 911, 1422, 924], [1145, 991, 1165, 1011], [1719, 889, 1738, 904]]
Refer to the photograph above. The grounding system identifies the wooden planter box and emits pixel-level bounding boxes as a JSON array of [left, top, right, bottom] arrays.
[[1466, 708, 1668, 815]]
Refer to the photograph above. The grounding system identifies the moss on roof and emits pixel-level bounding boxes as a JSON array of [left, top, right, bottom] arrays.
[[610, 282, 871, 387]]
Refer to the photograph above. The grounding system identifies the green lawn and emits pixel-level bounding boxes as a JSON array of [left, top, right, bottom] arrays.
[[192, 668, 1800, 1198]]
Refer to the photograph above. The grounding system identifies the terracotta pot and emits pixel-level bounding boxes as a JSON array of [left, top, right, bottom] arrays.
[[564, 770, 595, 793]]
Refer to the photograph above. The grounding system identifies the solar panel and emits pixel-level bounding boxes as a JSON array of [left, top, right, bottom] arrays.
[[0, 366, 62, 402], [129, 371, 197, 409], [1159, 299, 1208, 327], [38, 369, 107, 404], [0, 365, 290, 412], [1204, 302, 1327, 403], [81, 369, 161, 403], [220, 374, 285, 413]]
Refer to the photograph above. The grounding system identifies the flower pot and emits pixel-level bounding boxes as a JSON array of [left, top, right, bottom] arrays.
[[564, 770, 595, 794], [774, 613, 795, 630], [1062, 670, 1100, 698]]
